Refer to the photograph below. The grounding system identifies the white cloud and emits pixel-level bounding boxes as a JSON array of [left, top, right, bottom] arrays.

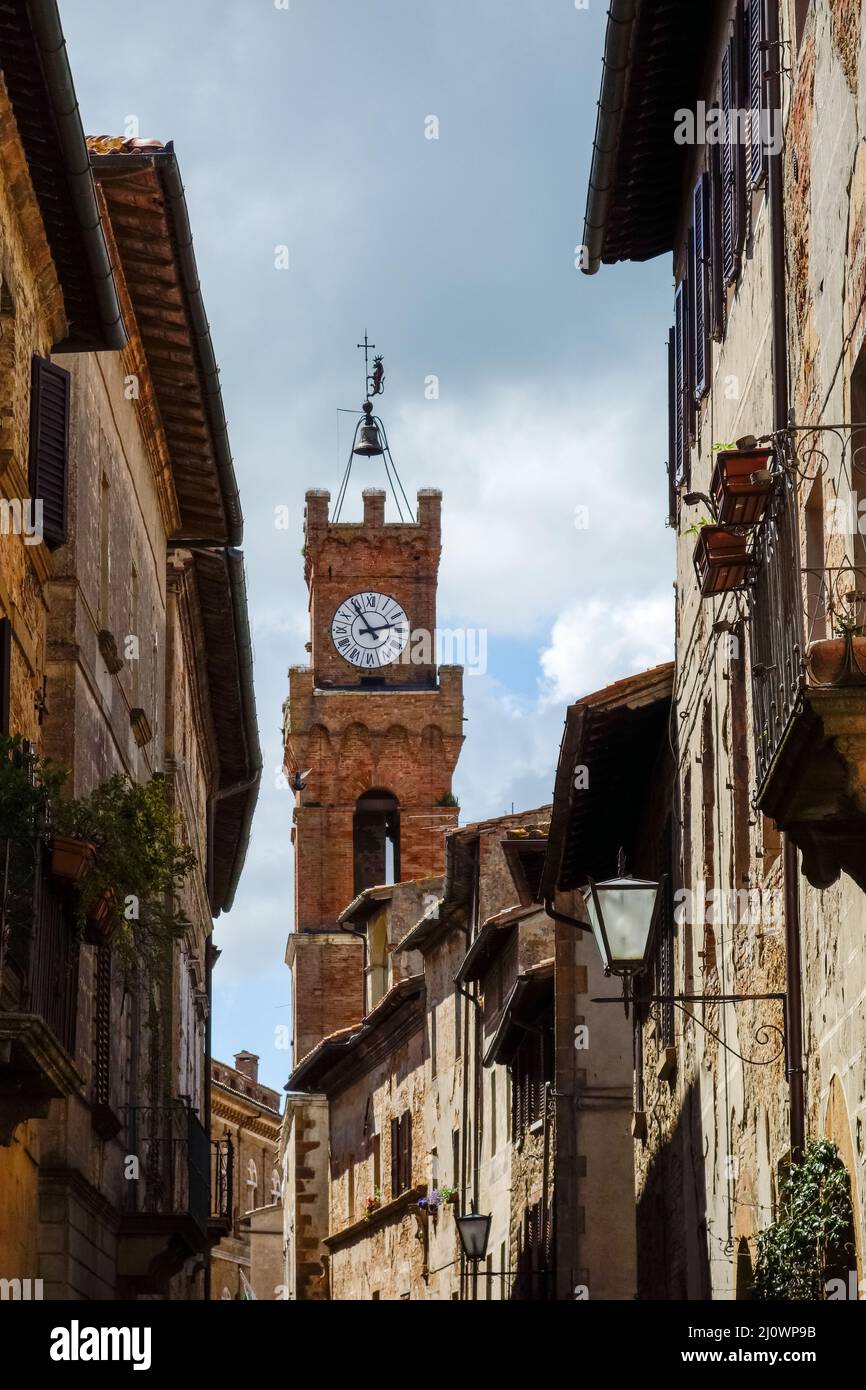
[[540, 592, 674, 704]]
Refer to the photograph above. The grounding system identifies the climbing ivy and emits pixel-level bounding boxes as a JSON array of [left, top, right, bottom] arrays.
[[753, 1139, 856, 1300]]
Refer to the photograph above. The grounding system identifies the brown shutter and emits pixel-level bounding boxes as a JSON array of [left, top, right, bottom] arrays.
[[692, 174, 711, 400], [28, 356, 71, 551], [673, 280, 690, 487], [400, 1111, 412, 1192], [748, 0, 766, 186], [390, 1116, 400, 1197], [708, 141, 726, 339], [667, 328, 678, 526]]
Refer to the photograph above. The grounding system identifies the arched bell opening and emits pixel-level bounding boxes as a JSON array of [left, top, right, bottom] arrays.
[[353, 789, 400, 895]]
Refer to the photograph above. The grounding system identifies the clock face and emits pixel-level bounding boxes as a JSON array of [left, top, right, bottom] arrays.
[[330, 591, 411, 668]]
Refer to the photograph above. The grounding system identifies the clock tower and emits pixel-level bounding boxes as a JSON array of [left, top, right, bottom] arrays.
[[284, 483, 464, 1064]]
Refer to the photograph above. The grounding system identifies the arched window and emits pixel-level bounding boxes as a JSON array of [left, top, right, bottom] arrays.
[[246, 1158, 258, 1207], [271, 1167, 281, 1202], [353, 790, 400, 894], [366, 910, 389, 1010]]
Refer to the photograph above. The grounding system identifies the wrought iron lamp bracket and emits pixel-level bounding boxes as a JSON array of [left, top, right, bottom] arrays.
[[592, 990, 787, 1067]]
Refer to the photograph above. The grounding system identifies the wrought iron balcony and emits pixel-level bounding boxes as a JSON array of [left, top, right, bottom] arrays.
[[118, 1102, 231, 1294], [0, 835, 82, 1143], [749, 425, 866, 891]]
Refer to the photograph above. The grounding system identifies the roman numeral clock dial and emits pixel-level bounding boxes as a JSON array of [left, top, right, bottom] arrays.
[[330, 591, 410, 669]]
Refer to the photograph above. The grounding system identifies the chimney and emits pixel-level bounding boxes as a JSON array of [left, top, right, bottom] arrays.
[[234, 1050, 259, 1084]]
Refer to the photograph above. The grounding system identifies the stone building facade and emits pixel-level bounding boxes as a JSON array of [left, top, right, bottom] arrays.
[[210, 1052, 282, 1300], [283, 810, 637, 1300], [580, 0, 866, 1297], [0, 4, 259, 1300]]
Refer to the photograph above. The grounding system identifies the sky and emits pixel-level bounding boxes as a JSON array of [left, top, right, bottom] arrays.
[[61, 0, 675, 1093]]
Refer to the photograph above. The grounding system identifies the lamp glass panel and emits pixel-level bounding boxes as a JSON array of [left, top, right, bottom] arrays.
[[456, 1212, 492, 1261], [593, 877, 658, 969]]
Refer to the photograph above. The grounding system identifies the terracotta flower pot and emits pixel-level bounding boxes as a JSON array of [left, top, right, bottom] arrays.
[[806, 634, 866, 686], [51, 834, 96, 883], [710, 448, 775, 526], [83, 888, 118, 946], [693, 526, 755, 597]]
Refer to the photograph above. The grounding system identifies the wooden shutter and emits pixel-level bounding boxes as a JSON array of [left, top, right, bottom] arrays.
[[708, 141, 726, 339], [692, 174, 711, 401], [720, 36, 746, 286], [673, 280, 689, 487], [0, 617, 10, 736], [748, 0, 766, 186], [667, 329, 677, 524], [28, 356, 71, 551], [399, 1111, 412, 1192], [390, 1116, 400, 1197]]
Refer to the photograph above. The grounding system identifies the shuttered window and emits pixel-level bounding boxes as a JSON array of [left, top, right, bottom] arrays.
[[747, 0, 766, 187], [720, 34, 747, 286], [390, 1111, 413, 1196], [691, 174, 711, 401], [28, 356, 71, 551], [673, 279, 690, 487], [708, 141, 726, 339], [667, 329, 677, 524]]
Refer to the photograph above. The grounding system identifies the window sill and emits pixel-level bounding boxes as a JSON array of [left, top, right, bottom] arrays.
[[323, 1183, 427, 1251]]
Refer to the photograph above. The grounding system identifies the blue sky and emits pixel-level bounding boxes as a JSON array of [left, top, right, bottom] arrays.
[[62, 0, 674, 1092]]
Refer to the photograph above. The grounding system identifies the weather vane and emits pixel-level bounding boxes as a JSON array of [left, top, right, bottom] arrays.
[[357, 332, 385, 402]]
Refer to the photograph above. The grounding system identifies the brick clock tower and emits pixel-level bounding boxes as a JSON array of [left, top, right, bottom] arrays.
[[284, 483, 464, 1065]]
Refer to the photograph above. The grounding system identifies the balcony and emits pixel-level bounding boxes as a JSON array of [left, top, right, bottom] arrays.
[[0, 837, 82, 1143], [209, 1133, 234, 1238], [750, 428, 866, 891], [117, 1103, 232, 1295]]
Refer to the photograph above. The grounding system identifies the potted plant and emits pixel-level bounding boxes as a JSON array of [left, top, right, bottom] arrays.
[[53, 773, 195, 966], [363, 1188, 382, 1220], [693, 525, 755, 597], [50, 833, 96, 883], [710, 443, 776, 526], [0, 734, 63, 844]]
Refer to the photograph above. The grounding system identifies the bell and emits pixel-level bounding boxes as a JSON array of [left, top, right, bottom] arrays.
[[353, 402, 384, 457]]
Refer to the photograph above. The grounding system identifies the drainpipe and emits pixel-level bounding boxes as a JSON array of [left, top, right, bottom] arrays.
[[766, 0, 805, 1160]]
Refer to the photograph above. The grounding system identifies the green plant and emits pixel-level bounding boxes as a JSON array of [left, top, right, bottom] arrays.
[[0, 735, 65, 841], [683, 516, 713, 538], [434, 791, 459, 807], [54, 774, 195, 973], [712, 441, 737, 452], [753, 1139, 856, 1300]]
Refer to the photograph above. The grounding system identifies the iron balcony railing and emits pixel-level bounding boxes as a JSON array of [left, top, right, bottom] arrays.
[[122, 1103, 232, 1236], [123, 1103, 210, 1236], [749, 424, 866, 791], [0, 835, 79, 1056]]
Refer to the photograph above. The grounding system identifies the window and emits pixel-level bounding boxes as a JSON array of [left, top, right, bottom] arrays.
[[28, 356, 71, 551], [98, 474, 110, 627], [246, 1158, 258, 1207], [390, 1111, 412, 1197], [747, 0, 767, 187], [452, 1127, 460, 1190], [511, 1024, 553, 1136], [794, 0, 811, 51], [490, 1072, 497, 1155], [720, 23, 747, 286], [353, 790, 400, 894], [271, 1168, 281, 1201], [93, 945, 112, 1111], [430, 1004, 437, 1079], [372, 1131, 381, 1194], [691, 175, 711, 401]]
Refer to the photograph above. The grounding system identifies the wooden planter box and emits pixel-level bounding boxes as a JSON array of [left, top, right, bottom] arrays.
[[83, 888, 118, 947], [51, 834, 95, 883], [710, 448, 775, 526], [694, 526, 755, 597]]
